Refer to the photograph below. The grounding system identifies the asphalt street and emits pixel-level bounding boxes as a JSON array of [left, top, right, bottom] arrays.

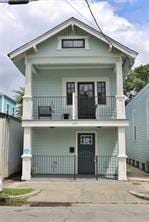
[[0, 204, 149, 222]]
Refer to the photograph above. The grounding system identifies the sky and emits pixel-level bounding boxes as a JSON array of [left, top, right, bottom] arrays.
[[0, 0, 149, 98]]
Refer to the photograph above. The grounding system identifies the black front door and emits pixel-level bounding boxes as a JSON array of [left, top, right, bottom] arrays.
[[78, 133, 95, 174], [78, 82, 95, 119]]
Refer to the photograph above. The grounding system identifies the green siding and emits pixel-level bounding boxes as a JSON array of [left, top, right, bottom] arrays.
[[126, 84, 149, 164], [35, 26, 120, 58], [33, 68, 116, 96], [32, 127, 118, 174]]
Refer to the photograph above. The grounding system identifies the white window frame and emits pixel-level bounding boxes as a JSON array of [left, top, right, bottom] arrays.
[[63, 77, 110, 119], [12, 107, 15, 116], [63, 77, 110, 100], [147, 99, 149, 140], [6, 103, 9, 115], [57, 36, 90, 50]]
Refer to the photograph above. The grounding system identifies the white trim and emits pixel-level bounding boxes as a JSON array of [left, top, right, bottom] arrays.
[[57, 35, 90, 50], [62, 77, 110, 97], [146, 99, 149, 140], [116, 58, 123, 96], [63, 77, 110, 119], [28, 56, 119, 66], [35, 65, 113, 70], [22, 120, 129, 128], [76, 131, 97, 174]]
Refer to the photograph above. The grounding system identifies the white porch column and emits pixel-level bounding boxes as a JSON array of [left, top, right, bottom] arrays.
[[116, 58, 126, 119], [118, 127, 127, 181], [23, 62, 33, 119], [21, 127, 32, 180]]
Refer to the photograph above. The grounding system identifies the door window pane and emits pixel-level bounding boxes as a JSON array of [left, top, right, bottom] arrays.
[[79, 83, 94, 97], [80, 135, 93, 145]]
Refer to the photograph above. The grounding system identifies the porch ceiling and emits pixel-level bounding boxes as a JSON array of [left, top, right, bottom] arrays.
[[22, 119, 129, 128]]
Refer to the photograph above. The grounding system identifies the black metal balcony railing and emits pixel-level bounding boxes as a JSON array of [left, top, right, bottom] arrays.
[[96, 156, 118, 180], [32, 155, 76, 179], [32, 96, 116, 120], [31, 155, 118, 180]]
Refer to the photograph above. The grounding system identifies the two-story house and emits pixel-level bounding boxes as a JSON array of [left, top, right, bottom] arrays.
[[8, 17, 137, 181], [0, 92, 16, 116]]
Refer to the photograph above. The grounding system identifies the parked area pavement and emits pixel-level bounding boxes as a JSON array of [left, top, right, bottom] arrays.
[[1, 204, 149, 222]]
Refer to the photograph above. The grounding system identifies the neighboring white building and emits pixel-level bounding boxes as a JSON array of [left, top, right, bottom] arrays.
[[0, 113, 23, 178], [126, 84, 149, 172], [8, 17, 137, 181]]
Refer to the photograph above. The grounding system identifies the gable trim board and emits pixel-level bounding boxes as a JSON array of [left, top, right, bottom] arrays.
[[8, 17, 138, 60]]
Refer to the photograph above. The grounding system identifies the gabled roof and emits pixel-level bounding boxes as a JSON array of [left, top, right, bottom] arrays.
[[8, 17, 138, 59]]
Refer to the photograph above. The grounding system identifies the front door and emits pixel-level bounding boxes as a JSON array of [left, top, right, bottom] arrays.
[[78, 133, 95, 174], [78, 82, 95, 119]]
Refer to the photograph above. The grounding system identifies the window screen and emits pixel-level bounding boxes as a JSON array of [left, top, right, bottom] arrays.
[[97, 82, 106, 104], [66, 82, 75, 105], [62, 39, 85, 48]]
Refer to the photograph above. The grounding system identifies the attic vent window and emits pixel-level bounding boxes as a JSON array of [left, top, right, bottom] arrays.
[[62, 39, 85, 48]]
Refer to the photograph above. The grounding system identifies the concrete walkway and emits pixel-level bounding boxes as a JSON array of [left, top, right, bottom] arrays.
[[5, 180, 149, 204], [127, 164, 149, 181]]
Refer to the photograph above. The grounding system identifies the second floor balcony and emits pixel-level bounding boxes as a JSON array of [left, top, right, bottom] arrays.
[[31, 95, 117, 121]]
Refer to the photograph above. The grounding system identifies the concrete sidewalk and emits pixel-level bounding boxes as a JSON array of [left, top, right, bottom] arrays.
[[5, 180, 149, 204]]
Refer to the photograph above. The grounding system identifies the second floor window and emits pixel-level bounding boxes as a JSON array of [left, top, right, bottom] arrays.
[[62, 39, 85, 48], [66, 82, 75, 105], [12, 107, 15, 116], [6, 104, 9, 114], [97, 82, 106, 104], [132, 110, 137, 141]]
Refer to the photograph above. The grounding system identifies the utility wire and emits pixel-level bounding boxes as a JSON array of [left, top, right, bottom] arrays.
[[85, 0, 112, 47], [64, 0, 95, 27]]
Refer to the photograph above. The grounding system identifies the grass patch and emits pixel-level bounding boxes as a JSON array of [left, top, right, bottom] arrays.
[[0, 188, 33, 197]]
